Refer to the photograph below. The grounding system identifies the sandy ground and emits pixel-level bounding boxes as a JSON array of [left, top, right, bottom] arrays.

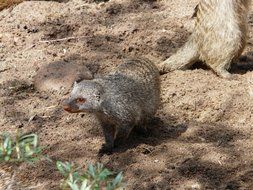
[[1, 0, 253, 189]]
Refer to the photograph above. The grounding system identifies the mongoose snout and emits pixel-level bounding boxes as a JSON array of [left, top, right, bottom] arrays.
[[62, 98, 85, 113]]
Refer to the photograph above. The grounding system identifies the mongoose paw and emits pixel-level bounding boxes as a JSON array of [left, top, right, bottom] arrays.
[[218, 73, 239, 80], [228, 74, 239, 81], [215, 69, 235, 79], [98, 143, 113, 155]]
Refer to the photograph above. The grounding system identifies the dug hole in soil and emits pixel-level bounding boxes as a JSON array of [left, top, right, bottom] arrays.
[[1, 0, 253, 189]]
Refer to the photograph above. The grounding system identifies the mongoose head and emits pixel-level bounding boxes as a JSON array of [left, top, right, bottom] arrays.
[[62, 80, 103, 113]]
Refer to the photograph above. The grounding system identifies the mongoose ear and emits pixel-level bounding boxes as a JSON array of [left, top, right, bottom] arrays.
[[75, 73, 85, 83], [192, 4, 199, 18], [73, 81, 78, 87]]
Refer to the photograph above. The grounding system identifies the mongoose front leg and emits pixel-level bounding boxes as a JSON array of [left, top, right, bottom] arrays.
[[99, 124, 116, 154], [114, 124, 134, 147]]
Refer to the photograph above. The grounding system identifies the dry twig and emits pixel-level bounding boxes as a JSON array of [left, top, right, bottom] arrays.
[[39, 36, 87, 43]]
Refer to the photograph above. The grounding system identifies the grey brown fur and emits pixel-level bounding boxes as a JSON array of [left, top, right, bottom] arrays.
[[63, 58, 160, 153], [159, 0, 251, 78]]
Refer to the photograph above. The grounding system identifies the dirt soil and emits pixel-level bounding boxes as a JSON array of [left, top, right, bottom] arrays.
[[1, 0, 253, 189]]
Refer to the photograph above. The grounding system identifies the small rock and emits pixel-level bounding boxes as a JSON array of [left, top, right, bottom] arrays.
[[27, 27, 39, 33], [13, 37, 19, 45]]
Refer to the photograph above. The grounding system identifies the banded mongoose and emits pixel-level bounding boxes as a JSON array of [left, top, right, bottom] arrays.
[[63, 58, 160, 153], [159, 0, 251, 78]]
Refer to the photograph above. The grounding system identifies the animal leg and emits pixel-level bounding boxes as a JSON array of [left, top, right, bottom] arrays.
[[99, 124, 116, 154], [114, 124, 134, 147], [159, 36, 199, 74], [210, 61, 233, 79]]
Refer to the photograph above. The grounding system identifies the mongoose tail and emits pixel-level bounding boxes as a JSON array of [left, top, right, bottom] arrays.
[[158, 36, 199, 74]]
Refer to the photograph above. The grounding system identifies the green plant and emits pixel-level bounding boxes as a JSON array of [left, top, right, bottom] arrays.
[[0, 131, 43, 163], [57, 161, 125, 190]]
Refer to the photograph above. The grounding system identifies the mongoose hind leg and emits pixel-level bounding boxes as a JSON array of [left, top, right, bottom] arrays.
[[159, 37, 199, 74], [114, 124, 134, 147], [134, 125, 148, 137], [134, 117, 160, 137], [99, 124, 116, 154], [160, 58, 194, 74], [209, 61, 234, 79]]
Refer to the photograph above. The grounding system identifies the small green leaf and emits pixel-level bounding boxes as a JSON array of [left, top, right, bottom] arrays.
[[80, 179, 91, 190], [72, 171, 81, 180], [57, 161, 68, 177], [88, 164, 95, 178], [66, 162, 72, 172], [112, 172, 123, 187], [4, 155, 10, 161], [98, 169, 112, 180], [3, 136, 11, 149], [67, 181, 80, 190]]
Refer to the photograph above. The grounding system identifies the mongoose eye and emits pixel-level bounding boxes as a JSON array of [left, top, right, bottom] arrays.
[[76, 98, 86, 103]]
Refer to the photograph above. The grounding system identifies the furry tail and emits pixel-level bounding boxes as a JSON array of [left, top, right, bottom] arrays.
[[158, 36, 199, 74]]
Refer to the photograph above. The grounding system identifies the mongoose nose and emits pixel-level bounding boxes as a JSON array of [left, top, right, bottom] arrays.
[[62, 99, 71, 112], [63, 105, 71, 112]]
